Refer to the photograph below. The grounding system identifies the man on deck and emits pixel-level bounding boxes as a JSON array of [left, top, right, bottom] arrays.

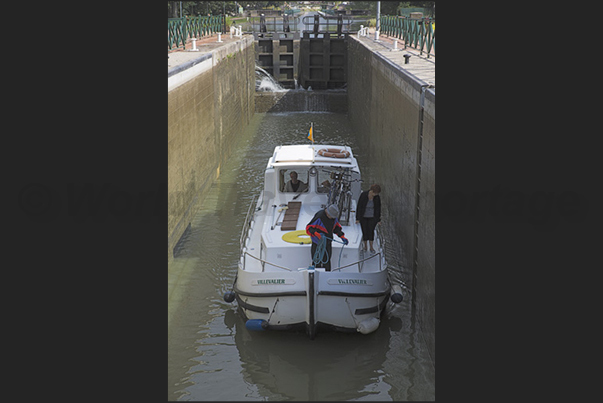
[[305, 204, 348, 271]]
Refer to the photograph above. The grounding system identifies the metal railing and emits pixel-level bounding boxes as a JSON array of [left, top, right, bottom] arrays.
[[249, 15, 301, 33], [331, 251, 382, 273], [242, 14, 371, 37], [301, 14, 353, 35], [242, 249, 381, 273], [239, 195, 257, 250], [379, 15, 435, 58], [243, 251, 295, 272], [168, 15, 225, 51]]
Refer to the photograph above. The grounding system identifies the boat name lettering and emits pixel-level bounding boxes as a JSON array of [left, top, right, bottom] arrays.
[[327, 278, 372, 285], [259, 279, 284, 284], [252, 278, 296, 285]]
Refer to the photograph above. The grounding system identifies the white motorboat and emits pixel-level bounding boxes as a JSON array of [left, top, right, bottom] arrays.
[[224, 143, 403, 338]]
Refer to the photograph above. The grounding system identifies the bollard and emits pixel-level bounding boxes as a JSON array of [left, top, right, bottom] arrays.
[[374, 30, 379, 41], [190, 37, 199, 52], [393, 39, 398, 50], [403, 54, 411, 64], [217, 33, 222, 42], [360, 25, 364, 37]]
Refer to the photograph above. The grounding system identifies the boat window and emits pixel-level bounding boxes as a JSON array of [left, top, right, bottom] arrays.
[[280, 169, 310, 193], [317, 169, 332, 194]]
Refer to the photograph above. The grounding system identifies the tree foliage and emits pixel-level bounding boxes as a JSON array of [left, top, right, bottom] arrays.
[[348, 1, 435, 16], [168, 1, 435, 18], [168, 1, 242, 18], [168, 1, 297, 18]]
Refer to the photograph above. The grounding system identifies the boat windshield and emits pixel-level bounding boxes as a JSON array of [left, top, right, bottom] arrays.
[[279, 168, 310, 193]]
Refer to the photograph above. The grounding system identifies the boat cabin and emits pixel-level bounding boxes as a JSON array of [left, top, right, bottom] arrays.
[[263, 144, 362, 206]]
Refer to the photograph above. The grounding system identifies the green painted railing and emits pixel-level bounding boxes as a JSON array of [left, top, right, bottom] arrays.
[[168, 15, 225, 51], [380, 15, 435, 58]]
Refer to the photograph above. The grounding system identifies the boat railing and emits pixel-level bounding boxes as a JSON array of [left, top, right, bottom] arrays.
[[243, 251, 295, 272], [239, 195, 257, 250], [242, 250, 382, 273], [331, 251, 382, 273]]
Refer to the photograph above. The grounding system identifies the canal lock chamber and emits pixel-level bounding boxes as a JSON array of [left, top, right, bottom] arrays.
[[168, 29, 435, 367]]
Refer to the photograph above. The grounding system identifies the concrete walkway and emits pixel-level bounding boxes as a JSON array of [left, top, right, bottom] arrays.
[[356, 28, 435, 86], [168, 33, 245, 72]]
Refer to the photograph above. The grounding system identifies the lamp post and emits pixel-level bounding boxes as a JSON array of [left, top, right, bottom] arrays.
[[376, 1, 380, 32]]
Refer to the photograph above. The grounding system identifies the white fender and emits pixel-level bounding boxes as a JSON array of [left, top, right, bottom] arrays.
[[357, 317, 380, 334]]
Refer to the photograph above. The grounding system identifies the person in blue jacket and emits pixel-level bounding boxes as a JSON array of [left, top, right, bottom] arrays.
[[306, 204, 348, 271]]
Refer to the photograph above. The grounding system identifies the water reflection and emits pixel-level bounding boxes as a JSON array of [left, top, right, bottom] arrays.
[[231, 308, 400, 401]]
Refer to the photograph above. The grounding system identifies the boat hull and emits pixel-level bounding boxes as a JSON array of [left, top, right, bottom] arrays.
[[234, 267, 390, 337]]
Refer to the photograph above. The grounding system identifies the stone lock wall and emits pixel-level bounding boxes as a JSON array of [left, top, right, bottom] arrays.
[[168, 37, 255, 263], [347, 36, 435, 366]]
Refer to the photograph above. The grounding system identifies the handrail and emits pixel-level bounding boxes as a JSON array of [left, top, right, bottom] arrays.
[[379, 15, 435, 58], [239, 195, 257, 250], [244, 251, 295, 272], [248, 15, 301, 33], [242, 249, 381, 274], [331, 251, 382, 273], [301, 14, 353, 35], [168, 15, 225, 51]]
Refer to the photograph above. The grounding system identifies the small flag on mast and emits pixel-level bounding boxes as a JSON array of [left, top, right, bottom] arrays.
[[307, 123, 313, 143]]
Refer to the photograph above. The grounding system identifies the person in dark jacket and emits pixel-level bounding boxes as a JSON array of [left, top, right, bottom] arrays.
[[356, 184, 382, 253], [306, 204, 348, 271]]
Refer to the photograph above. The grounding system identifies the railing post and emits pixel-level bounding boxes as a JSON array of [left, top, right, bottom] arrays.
[[284, 14, 290, 32]]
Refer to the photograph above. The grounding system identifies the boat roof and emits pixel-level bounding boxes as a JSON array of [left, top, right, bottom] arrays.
[[269, 144, 356, 167]]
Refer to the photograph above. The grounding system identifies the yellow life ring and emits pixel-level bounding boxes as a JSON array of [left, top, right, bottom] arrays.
[[282, 230, 311, 244]]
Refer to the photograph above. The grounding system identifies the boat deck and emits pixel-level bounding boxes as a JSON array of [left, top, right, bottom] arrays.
[[241, 193, 383, 274]]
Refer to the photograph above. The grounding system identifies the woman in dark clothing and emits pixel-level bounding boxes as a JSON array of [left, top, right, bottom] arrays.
[[355, 184, 382, 253]]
